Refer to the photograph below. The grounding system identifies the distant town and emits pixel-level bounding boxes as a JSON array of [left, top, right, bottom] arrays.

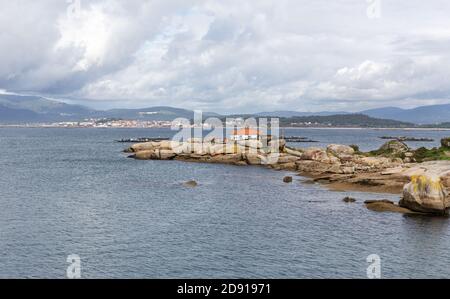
[[0, 117, 250, 129], [1, 115, 450, 129], [0, 119, 174, 128]]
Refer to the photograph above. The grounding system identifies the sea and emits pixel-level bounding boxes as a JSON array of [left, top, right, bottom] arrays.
[[0, 127, 449, 278]]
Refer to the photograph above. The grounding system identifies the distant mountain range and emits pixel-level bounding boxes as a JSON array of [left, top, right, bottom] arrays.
[[360, 105, 450, 125], [254, 111, 348, 117], [0, 94, 93, 122], [0, 93, 449, 126], [0, 94, 218, 123], [277, 114, 415, 128]]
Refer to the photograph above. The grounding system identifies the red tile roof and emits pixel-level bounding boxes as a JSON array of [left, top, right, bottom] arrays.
[[231, 128, 261, 135]]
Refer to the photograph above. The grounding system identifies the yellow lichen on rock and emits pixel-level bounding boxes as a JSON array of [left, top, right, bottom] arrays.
[[401, 174, 449, 214], [410, 175, 444, 197]]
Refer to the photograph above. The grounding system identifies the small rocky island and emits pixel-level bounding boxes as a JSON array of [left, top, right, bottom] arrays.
[[125, 137, 450, 215]]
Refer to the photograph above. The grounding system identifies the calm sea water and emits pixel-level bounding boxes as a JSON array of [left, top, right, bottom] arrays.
[[0, 127, 449, 278]]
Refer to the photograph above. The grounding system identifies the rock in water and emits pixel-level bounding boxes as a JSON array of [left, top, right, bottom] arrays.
[[159, 149, 176, 160], [134, 150, 156, 160], [283, 176, 293, 183], [342, 196, 356, 203], [400, 174, 450, 215], [365, 200, 417, 214], [183, 180, 198, 188]]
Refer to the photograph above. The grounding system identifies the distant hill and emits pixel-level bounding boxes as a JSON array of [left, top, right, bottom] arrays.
[[0, 94, 94, 123], [0, 104, 41, 122], [254, 104, 450, 124], [98, 106, 219, 121], [1, 94, 449, 126], [279, 114, 415, 128], [254, 110, 348, 118], [361, 104, 450, 125], [0, 95, 219, 123]]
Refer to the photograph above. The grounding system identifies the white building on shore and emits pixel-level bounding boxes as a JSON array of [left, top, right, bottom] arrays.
[[230, 128, 262, 141]]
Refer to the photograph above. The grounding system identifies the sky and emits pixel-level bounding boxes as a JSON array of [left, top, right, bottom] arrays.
[[1, 0, 450, 113]]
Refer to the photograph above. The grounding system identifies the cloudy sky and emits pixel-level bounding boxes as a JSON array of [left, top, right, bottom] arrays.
[[1, 0, 450, 113]]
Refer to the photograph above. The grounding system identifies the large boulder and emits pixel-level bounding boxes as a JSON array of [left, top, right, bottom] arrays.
[[191, 144, 208, 155], [284, 147, 304, 157], [158, 140, 178, 150], [296, 160, 332, 174], [276, 154, 299, 164], [378, 140, 409, 155], [301, 148, 328, 162], [327, 144, 355, 158], [400, 161, 450, 184], [133, 150, 156, 160], [172, 142, 192, 154], [130, 142, 155, 152], [211, 154, 243, 164], [159, 149, 176, 160], [365, 200, 417, 214], [358, 156, 392, 168], [277, 162, 297, 170], [245, 153, 264, 165], [207, 144, 226, 156], [400, 174, 450, 215], [237, 140, 264, 149]]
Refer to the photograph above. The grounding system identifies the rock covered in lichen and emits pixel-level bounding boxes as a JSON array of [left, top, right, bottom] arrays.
[[400, 174, 449, 215]]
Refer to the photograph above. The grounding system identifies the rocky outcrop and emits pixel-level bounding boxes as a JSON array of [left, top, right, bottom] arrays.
[[327, 144, 355, 159], [126, 138, 450, 215], [127, 140, 408, 178], [400, 175, 449, 215], [133, 150, 156, 160], [357, 156, 394, 169], [284, 147, 304, 157], [364, 200, 417, 214], [379, 140, 409, 155], [398, 161, 450, 215]]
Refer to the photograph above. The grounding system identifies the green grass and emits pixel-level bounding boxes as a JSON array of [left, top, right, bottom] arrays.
[[365, 148, 405, 159], [413, 147, 450, 162]]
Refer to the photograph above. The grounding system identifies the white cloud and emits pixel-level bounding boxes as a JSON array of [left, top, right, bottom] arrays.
[[1, 0, 450, 113]]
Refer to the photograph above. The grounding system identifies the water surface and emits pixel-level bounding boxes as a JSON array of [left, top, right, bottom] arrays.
[[0, 128, 449, 278]]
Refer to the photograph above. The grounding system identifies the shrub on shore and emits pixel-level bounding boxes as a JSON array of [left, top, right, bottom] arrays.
[[413, 146, 450, 162]]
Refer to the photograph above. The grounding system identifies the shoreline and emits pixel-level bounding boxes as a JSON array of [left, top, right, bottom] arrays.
[[297, 171, 404, 195], [124, 138, 450, 215], [1, 125, 450, 131], [283, 127, 450, 131]]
